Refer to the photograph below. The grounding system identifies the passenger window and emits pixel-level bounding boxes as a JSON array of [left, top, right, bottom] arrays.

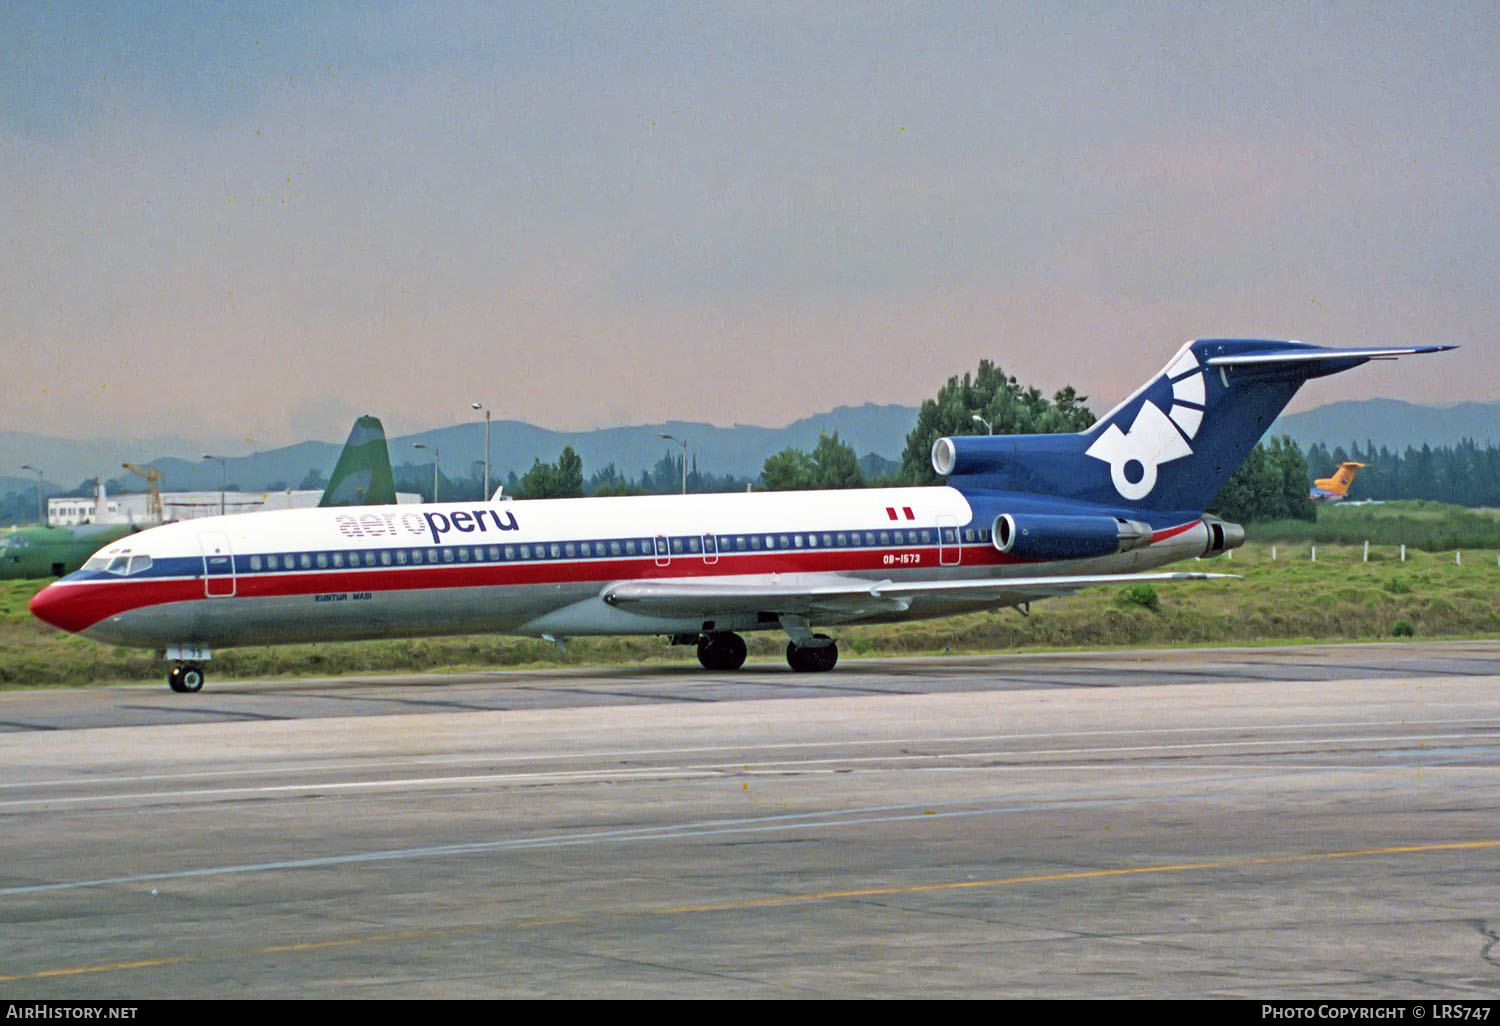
[[550, 544, 561, 559], [444, 548, 455, 563], [688, 537, 700, 553], [580, 542, 591, 557], [316, 552, 328, 568], [879, 532, 890, 546], [249, 555, 262, 571], [610, 541, 621, 556], [397, 549, 409, 565], [332, 552, 344, 567], [671, 538, 683, 554]]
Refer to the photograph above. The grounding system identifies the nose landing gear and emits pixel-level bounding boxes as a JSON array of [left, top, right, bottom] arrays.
[[167, 663, 205, 693]]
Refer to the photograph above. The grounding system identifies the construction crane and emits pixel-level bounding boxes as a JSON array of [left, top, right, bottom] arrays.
[[121, 463, 165, 523]]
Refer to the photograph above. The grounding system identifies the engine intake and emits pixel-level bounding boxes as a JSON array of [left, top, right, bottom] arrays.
[[992, 513, 1153, 561]]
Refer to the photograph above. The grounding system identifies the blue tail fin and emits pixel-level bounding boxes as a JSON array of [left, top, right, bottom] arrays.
[[933, 339, 1453, 514]]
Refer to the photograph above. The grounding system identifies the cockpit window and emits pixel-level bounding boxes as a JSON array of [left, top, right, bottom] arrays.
[[127, 554, 152, 575], [83, 555, 111, 571], [106, 554, 131, 575]]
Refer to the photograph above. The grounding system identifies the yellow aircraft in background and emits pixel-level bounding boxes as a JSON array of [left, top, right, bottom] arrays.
[[1309, 461, 1367, 503]]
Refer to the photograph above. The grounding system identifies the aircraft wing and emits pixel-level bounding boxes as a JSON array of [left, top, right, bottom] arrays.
[[601, 571, 1234, 618]]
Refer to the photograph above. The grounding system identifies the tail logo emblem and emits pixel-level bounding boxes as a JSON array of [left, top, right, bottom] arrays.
[[1084, 349, 1206, 500]]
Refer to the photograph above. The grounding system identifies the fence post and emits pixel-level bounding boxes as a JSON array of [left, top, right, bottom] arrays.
[[1311, 545, 1316, 562], [1363, 540, 1369, 563], [1401, 544, 1406, 562]]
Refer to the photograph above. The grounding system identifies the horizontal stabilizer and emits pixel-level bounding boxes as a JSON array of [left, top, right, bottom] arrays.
[[1206, 344, 1456, 366]]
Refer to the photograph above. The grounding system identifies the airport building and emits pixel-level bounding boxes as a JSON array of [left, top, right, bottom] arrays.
[[47, 490, 420, 526]]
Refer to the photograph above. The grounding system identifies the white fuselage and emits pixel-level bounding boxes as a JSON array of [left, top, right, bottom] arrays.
[[31, 486, 1211, 652]]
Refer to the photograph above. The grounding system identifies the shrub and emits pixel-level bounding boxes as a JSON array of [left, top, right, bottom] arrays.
[[1115, 583, 1160, 612]]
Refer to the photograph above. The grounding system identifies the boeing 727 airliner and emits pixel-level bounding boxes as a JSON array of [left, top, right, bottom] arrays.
[[30, 339, 1452, 692]]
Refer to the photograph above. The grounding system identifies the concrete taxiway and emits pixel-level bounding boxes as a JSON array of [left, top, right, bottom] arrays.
[[0, 641, 1497, 998]]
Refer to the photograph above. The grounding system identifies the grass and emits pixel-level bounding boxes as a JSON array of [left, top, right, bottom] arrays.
[[6, 537, 1499, 689], [1253, 500, 1500, 550]]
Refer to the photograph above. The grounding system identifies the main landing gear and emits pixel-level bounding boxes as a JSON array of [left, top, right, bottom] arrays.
[[681, 624, 840, 673], [167, 663, 205, 693], [696, 632, 748, 671], [786, 635, 838, 673], [690, 630, 839, 672]]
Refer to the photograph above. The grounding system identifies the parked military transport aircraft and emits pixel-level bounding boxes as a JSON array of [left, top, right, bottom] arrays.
[[1309, 461, 1367, 503], [3, 416, 399, 580], [30, 339, 1451, 692]]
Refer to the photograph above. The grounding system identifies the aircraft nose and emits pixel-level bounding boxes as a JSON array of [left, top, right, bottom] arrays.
[[29, 580, 88, 634]]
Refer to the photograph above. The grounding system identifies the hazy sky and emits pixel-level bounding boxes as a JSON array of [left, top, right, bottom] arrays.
[[4, 2, 1497, 448]]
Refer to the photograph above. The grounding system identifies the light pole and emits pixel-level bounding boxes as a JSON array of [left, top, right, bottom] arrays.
[[971, 414, 993, 435], [659, 433, 688, 494], [20, 464, 44, 525], [201, 454, 225, 515], [415, 444, 440, 503], [471, 402, 490, 501]]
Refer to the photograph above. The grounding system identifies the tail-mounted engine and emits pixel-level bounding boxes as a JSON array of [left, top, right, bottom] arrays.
[[992, 513, 1153, 561], [1199, 516, 1245, 557]]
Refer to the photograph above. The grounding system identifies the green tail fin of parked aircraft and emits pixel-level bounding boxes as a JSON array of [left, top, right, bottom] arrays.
[[3, 416, 402, 578], [318, 415, 398, 507]]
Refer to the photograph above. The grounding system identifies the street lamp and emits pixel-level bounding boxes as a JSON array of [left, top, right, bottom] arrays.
[[414, 443, 440, 503], [971, 414, 993, 435], [201, 454, 225, 515], [471, 402, 491, 501], [20, 464, 44, 525], [659, 433, 688, 494]]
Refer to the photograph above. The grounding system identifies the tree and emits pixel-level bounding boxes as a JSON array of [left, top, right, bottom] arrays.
[[1207, 435, 1315, 522], [759, 448, 817, 491], [759, 431, 865, 491], [587, 462, 645, 496], [898, 359, 1095, 484], [515, 446, 584, 499]]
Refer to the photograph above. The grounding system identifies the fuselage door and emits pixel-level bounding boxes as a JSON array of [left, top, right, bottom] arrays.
[[937, 515, 961, 566], [654, 535, 670, 568], [198, 531, 236, 597], [702, 533, 718, 565]]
